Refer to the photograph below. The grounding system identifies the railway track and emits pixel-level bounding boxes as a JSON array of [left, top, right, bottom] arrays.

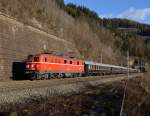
[[0, 73, 142, 111], [0, 74, 142, 93]]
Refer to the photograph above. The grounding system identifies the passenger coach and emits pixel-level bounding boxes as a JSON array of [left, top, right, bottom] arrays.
[[84, 61, 138, 76]]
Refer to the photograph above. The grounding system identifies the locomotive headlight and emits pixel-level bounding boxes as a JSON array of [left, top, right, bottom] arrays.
[[31, 64, 34, 68], [26, 64, 30, 69]]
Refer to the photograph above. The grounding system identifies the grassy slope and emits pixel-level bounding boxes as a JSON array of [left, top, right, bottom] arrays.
[[0, 0, 124, 64], [65, 3, 150, 61]]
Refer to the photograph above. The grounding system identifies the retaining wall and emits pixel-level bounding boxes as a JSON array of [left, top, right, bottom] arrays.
[[0, 13, 78, 81]]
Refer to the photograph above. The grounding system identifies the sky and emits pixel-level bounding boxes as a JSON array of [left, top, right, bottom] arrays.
[[64, 0, 150, 25]]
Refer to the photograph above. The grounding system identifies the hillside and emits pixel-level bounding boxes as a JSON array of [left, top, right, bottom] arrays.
[[64, 3, 150, 61], [102, 18, 150, 59], [0, 0, 149, 66], [0, 1, 149, 115], [0, 0, 125, 65]]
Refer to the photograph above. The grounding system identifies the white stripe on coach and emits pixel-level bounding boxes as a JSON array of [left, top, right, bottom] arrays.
[[27, 62, 83, 66]]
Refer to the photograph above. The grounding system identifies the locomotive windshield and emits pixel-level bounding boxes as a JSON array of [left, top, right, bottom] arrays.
[[34, 57, 39, 62], [27, 55, 39, 62]]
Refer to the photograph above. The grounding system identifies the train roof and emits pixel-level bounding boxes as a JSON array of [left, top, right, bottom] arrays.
[[85, 61, 128, 69], [28, 54, 84, 61]]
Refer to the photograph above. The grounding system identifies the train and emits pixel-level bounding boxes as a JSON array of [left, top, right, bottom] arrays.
[[25, 52, 138, 80]]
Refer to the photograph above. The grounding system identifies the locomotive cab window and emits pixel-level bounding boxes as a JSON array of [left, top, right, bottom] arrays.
[[70, 61, 72, 64], [34, 57, 39, 62]]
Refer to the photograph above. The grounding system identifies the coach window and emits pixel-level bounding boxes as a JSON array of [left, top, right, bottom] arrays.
[[77, 61, 79, 65], [64, 60, 67, 64], [89, 65, 91, 69], [70, 61, 72, 64], [45, 57, 47, 62], [95, 65, 96, 70]]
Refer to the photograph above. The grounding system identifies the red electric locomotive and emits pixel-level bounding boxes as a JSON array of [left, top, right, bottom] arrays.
[[25, 52, 84, 80]]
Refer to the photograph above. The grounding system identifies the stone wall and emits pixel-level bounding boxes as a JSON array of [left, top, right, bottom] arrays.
[[0, 13, 79, 81]]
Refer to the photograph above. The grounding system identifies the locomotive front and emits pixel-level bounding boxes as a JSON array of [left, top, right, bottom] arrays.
[[25, 54, 85, 80], [25, 55, 42, 80]]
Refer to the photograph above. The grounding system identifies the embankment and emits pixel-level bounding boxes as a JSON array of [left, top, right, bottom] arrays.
[[0, 74, 141, 112]]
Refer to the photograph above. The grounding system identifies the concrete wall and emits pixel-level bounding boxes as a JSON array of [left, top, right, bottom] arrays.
[[0, 13, 79, 81]]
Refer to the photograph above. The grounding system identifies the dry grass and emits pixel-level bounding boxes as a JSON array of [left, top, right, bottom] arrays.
[[142, 72, 150, 92], [0, 0, 123, 64], [123, 76, 150, 116]]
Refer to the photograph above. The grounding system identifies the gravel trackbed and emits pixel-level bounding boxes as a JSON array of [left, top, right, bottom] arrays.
[[0, 74, 142, 111]]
